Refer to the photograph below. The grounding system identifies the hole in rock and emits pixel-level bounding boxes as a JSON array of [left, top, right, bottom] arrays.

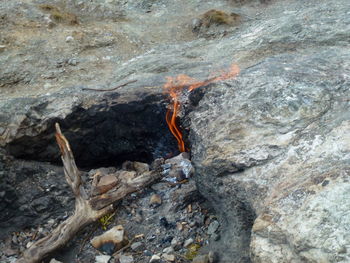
[[6, 94, 181, 168]]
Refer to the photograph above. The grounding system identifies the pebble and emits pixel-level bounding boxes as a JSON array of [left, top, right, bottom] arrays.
[[149, 254, 161, 262], [131, 241, 144, 251], [26, 241, 33, 248], [65, 36, 74, 42], [0, 45, 6, 52], [67, 58, 78, 66], [170, 238, 182, 251], [207, 221, 220, 235], [119, 254, 134, 263], [49, 259, 63, 263], [162, 253, 175, 262], [210, 233, 220, 241], [184, 238, 194, 248], [162, 246, 174, 254], [95, 255, 111, 263], [150, 194, 162, 206]]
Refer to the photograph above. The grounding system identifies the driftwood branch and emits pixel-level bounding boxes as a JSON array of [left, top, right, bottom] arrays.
[[16, 123, 161, 263]]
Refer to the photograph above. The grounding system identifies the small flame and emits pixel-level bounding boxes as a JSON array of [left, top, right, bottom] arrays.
[[164, 64, 240, 152]]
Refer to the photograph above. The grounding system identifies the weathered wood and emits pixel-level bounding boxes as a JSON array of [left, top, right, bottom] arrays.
[[16, 123, 160, 263]]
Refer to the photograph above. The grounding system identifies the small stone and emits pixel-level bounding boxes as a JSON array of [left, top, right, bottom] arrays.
[[95, 255, 111, 263], [170, 238, 182, 250], [162, 253, 175, 262], [133, 162, 149, 174], [210, 233, 220, 241], [192, 254, 210, 263], [119, 254, 134, 263], [96, 175, 118, 194], [26, 241, 33, 248], [0, 45, 6, 52], [150, 194, 162, 206], [149, 254, 161, 262], [184, 238, 194, 248], [67, 58, 78, 66], [12, 235, 18, 244], [207, 221, 220, 235], [49, 259, 63, 263], [144, 250, 152, 256], [66, 36, 74, 42], [131, 241, 144, 251], [162, 246, 174, 254], [91, 225, 127, 255]]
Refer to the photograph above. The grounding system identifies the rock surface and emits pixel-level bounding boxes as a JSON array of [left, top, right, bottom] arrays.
[[188, 0, 350, 262], [0, 0, 349, 262]]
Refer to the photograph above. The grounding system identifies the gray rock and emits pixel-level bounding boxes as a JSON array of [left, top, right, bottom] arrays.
[[162, 246, 174, 254], [130, 241, 144, 251], [95, 255, 111, 263], [119, 254, 134, 263], [207, 221, 220, 235], [183, 238, 194, 248], [162, 253, 175, 262], [49, 259, 63, 263], [149, 254, 161, 263], [188, 0, 350, 261]]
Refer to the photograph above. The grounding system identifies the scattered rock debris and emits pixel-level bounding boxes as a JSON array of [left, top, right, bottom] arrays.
[[0, 153, 219, 263]]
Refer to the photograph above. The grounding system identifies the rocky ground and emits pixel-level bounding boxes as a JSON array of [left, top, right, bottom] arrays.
[[1, 0, 350, 262]]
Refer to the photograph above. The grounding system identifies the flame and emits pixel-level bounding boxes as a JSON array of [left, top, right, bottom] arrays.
[[164, 64, 240, 152]]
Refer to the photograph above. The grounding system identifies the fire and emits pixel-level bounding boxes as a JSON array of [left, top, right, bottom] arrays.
[[164, 64, 240, 152]]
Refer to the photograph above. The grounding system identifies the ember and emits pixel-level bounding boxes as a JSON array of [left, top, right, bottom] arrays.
[[164, 64, 240, 152]]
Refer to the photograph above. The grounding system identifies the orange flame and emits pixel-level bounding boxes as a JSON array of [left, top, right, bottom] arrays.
[[164, 64, 240, 152]]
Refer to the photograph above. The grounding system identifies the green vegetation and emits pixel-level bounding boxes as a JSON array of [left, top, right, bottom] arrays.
[[202, 9, 240, 27], [99, 212, 115, 230], [38, 4, 78, 25]]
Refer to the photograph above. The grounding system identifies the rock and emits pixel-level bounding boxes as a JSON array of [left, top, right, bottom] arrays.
[[0, 45, 6, 52], [149, 254, 161, 263], [170, 238, 182, 251], [183, 238, 194, 248], [130, 241, 144, 251], [119, 254, 134, 263], [133, 162, 150, 174], [49, 259, 63, 263], [192, 254, 209, 263], [65, 36, 74, 42], [95, 255, 111, 263], [210, 233, 220, 241], [31, 196, 54, 213], [26, 241, 33, 248], [149, 194, 162, 206], [162, 254, 175, 262], [96, 175, 119, 194], [67, 58, 78, 66], [122, 161, 149, 174], [91, 225, 128, 255], [162, 246, 174, 254], [207, 221, 220, 235], [188, 1, 350, 261]]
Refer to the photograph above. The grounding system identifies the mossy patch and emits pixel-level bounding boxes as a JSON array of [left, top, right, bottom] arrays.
[[201, 9, 240, 27], [38, 4, 78, 25]]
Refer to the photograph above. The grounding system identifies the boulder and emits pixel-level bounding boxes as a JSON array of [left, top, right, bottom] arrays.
[[188, 0, 350, 261]]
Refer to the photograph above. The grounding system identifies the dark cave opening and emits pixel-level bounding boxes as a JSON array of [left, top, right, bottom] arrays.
[[6, 93, 180, 169]]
